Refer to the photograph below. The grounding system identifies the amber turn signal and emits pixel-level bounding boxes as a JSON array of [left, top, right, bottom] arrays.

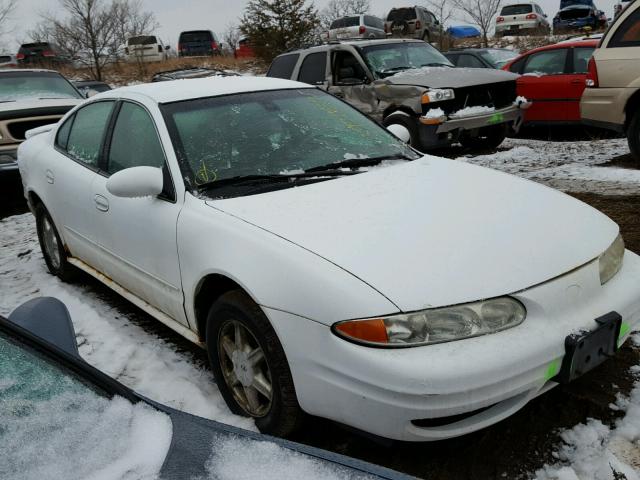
[[334, 318, 389, 344]]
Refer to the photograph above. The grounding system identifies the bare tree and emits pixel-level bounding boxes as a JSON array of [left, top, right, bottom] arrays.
[[35, 0, 157, 80], [319, 0, 371, 31], [425, 0, 453, 49], [0, 0, 15, 38], [451, 0, 501, 47], [222, 23, 241, 55]]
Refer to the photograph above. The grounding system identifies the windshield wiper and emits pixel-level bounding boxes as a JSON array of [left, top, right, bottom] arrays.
[[197, 170, 358, 190], [420, 62, 453, 68], [304, 154, 413, 174]]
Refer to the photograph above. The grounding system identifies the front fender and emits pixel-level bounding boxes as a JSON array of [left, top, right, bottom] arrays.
[[178, 195, 399, 329]]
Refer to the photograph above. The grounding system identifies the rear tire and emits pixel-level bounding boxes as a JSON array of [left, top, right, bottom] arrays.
[[34, 203, 77, 282], [383, 112, 422, 151], [628, 110, 640, 164], [459, 124, 508, 150], [205, 290, 304, 437]]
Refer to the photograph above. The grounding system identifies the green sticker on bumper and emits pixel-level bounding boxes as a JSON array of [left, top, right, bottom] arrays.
[[544, 359, 561, 381], [488, 113, 505, 125]]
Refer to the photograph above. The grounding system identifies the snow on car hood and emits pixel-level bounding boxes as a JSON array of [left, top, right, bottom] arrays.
[[381, 66, 519, 89], [207, 157, 618, 312]]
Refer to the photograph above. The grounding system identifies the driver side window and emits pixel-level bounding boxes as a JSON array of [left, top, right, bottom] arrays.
[[522, 49, 568, 76], [333, 51, 368, 85]]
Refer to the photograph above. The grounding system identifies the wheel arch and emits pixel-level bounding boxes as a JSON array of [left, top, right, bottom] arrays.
[[382, 105, 416, 120], [624, 90, 640, 131], [193, 273, 254, 342]]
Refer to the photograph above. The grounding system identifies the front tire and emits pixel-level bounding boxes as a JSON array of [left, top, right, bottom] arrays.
[[383, 112, 422, 150], [205, 290, 304, 437], [627, 109, 640, 164], [459, 124, 508, 150], [35, 203, 76, 282]]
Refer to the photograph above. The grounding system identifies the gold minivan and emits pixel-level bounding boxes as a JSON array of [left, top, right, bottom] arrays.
[[580, 0, 640, 162]]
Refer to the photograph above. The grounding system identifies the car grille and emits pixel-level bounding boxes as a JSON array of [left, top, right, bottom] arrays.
[[432, 80, 517, 115]]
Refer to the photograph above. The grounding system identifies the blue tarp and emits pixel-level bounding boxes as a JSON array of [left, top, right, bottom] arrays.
[[447, 25, 482, 38]]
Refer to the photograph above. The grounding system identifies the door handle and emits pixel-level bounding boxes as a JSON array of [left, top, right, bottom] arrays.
[[94, 194, 109, 212], [45, 169, 54, 184], [570, 79, 584, 85]]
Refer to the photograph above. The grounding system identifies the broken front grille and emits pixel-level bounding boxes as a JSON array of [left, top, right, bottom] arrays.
[[430, 80, 517, 115]]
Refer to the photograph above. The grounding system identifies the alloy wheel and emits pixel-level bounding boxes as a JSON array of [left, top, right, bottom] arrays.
[[42, 216, 61, 270], [217, 319, 273, 417]]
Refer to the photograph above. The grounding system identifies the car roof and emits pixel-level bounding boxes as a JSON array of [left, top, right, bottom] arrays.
[[283, 38, 425, 56], [105, 76, 313, 104], [446, 47, 516, 53], [520, 39, 599, 55]]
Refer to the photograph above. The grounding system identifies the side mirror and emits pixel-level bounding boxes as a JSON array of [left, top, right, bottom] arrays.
[[386, 124, 411, 143], [106, 166, 164, 198], [165, 45, 171, 51]]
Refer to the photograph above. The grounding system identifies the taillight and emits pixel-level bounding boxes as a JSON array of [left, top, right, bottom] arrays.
[[496, 16, 505, 23], [526, 13, 537, 19], [586, 57, 598, 87], [415, 20, 421, 29], [359, 25, 366, 34], [42, 50, 55, 57], [16, 53, 25, 60], [211, 41, 219, 51]]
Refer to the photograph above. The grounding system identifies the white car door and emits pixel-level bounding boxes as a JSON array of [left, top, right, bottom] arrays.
[[45, 101, 115, 268], [90, 100, 187, 325]]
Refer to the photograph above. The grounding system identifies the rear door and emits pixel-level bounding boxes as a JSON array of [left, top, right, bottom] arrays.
[[45, 101, 115, 268], [565, 46, 595, 120], [598, 5, 640, 88], [514, 47, 571, 122]]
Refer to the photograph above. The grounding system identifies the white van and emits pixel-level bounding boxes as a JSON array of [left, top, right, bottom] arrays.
[[125, 35, 169, 63]]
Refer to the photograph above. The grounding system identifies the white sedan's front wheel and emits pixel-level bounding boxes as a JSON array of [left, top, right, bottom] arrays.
[[206, 290, 304, 437]]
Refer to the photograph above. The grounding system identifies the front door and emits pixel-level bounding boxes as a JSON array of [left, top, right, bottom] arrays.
[[91, 100, 187, 325], [517, 48, 570, 122]]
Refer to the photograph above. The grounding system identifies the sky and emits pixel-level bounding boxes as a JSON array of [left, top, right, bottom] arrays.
[[4, 0, 622, 51]]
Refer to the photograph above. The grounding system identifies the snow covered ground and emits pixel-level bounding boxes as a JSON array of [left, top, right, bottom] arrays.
[[0, 214, 254, 432], [456, 136, 640, 195]]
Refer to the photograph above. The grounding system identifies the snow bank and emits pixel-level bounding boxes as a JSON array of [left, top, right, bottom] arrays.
[[457, 137, 639, 195], [205, 436, 376, 480], [0, 213, 255, 431]]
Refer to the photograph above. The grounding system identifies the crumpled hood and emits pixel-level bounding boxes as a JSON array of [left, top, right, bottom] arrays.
[[381, 66, 519, 89], [207, 158, 617, 312]]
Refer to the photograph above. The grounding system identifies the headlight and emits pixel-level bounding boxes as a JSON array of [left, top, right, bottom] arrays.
[[332, 297, 526, 348], [599, 233, 624, 285], [421, 88, 455, 104]]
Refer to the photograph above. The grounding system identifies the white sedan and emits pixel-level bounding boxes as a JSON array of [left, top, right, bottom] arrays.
[[17, 76, 640, 442]]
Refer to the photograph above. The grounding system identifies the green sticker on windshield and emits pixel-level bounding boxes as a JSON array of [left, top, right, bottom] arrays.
[[488, 113, 504, 125]]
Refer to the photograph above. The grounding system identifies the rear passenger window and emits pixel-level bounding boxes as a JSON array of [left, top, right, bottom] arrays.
[[609, 7, 640, 48], [572, 47, 594, 73], [522, 49, 567, 75], [267, 54, 299, 79], [297, 52, 327, 85], [65, 101, 113, 167], [457, 54, 485, 68], [107, 102, 165, 175], [55, 115, 74, 150]]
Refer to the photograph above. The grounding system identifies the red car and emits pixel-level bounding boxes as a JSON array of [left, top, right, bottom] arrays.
[[502, 39, 598, 124], [234, 37, 255, 59]]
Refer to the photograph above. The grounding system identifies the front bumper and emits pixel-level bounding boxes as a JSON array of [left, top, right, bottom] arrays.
[[417, 102, 529, 149], [265, 250, 640, 441]]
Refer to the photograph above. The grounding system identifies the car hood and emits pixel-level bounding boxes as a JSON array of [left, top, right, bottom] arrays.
[[0, 98, 82, 113], [380, 66, 519, 89], [207, 157, 617, 313]]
